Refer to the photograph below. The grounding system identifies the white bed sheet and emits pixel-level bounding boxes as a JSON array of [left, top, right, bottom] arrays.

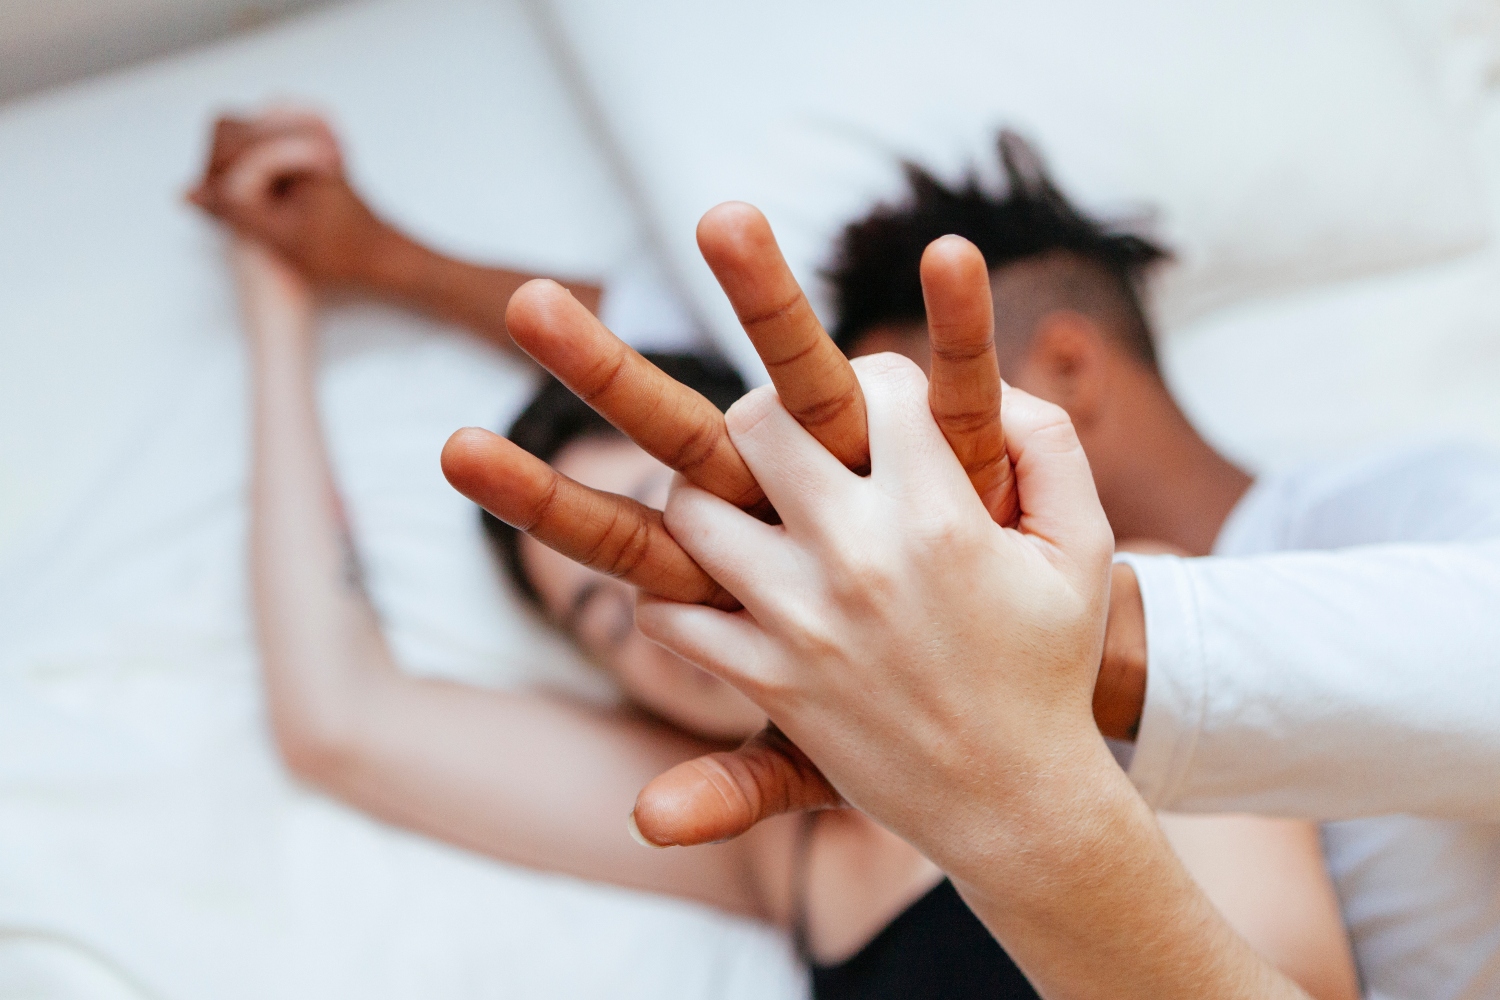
[[0, 2, 802, 998]]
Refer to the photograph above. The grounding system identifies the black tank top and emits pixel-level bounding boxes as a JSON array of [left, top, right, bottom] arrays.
[[791, 814, 1039, 1000], [809, 879, 1039, 1000]]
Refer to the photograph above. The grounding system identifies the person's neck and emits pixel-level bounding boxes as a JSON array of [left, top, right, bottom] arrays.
[[1102, 392, 1252, 557]]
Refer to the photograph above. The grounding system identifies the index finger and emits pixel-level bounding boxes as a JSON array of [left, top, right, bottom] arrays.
[[697, 203, 870, 475], [441, 427, 738, 610], [506, 280, 772, 519]]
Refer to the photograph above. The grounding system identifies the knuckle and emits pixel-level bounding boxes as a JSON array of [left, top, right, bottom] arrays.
[[518, 474, 562, 532], [935, 404, 1000, 437], [851, 353, 929, 411], [661, 479, 708, 537], [788, 383, 859, 430], [582, 505, 654, 579], [766, 595, 846, 665], [690, 754, 761, 818], [823, 545, 900, 614], [662, 416, 722, 476], [580, 348, 631, 402], [928, 330, 995, 363], [724, 385, 780, 437], [1029, 409, 1085, 456]]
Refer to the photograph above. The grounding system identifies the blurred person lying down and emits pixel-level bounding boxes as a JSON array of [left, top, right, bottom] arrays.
[[193, 109, 1358, 999]]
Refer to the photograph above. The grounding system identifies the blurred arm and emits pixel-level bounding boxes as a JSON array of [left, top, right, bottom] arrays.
[[238, 240, 769, 916], [1162, 814, 1359, 1000], [191, 110, 600, 352]]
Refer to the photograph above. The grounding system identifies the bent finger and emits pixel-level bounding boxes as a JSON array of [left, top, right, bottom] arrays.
[[718, 385, 865, 545], [921, 236, 1018, 527], [631, 724, 843, 847], [1001, 387, 1114, 568], [660, 472, 811, 622], [441, 427, 738, 609], [697, 203, 869, 474], [505, 280, 770, 517], [224, 133, 340, 206]]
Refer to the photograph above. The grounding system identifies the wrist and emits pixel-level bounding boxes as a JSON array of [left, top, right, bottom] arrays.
[[928, 736, 1140, 909], [1094, 561, 1147, 740]]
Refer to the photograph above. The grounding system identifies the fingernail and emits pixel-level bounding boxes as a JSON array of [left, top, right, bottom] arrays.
[[627, 811, 668, 849]]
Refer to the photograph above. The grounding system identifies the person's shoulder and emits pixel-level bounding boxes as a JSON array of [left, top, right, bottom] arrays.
[[1266, 437, 1500, 550]]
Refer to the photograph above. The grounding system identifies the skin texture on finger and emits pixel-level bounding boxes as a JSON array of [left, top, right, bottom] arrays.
[[632, 723, 842, 847], [1001, 386, 1115, 570], [855, 355, 993, 523], [697, 203, 870, 475], [626, 231, 1020, 850], [633, 589, 842, 848], [712, 386, 865, 545], [657, 475, 801, 621], [921, 236, 1019, 527], [441, 427, 738, 610], [505, 280, 772, 518]]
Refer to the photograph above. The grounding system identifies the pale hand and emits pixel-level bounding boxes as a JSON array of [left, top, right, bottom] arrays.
[[636, 354, 1115, 872], [441, 205, 1018, 844]]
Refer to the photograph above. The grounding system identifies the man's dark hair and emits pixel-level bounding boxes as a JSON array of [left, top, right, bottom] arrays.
[[825, 130, 1170, 366], [482, 352, 748, 612]]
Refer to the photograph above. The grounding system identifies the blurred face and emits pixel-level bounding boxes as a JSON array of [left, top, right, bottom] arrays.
[[519, 435, 767, 742]]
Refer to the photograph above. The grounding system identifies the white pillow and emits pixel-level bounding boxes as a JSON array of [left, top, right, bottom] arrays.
[[536, 0, 1489, 382]]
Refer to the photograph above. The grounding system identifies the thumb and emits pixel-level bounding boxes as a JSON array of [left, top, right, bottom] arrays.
[[630, 724, 843, 847]]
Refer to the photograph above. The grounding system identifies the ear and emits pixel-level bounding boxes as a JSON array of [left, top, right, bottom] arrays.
[[1018, 311, 1111, 429]]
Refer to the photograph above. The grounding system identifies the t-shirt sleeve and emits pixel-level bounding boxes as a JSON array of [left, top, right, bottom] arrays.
[[1120, 542, 1500, 822]]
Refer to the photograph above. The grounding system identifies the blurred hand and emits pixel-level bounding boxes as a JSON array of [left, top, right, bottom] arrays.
[[188, 108, 388, 289]]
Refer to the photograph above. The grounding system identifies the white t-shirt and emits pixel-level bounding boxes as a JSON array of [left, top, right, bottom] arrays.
[[1123, 440, 1500, 999]]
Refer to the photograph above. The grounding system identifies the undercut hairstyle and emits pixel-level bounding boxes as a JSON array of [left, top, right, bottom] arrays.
[[825, 130, 1170, 368], [482, 352, 748, 612]]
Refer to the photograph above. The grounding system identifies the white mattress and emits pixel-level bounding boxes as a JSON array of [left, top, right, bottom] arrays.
[[0, 2, 802, 998]]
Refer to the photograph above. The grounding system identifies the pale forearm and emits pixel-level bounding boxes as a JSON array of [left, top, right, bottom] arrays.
[[246, 298, 398, 766], [949, 752, 1308, 1000]]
